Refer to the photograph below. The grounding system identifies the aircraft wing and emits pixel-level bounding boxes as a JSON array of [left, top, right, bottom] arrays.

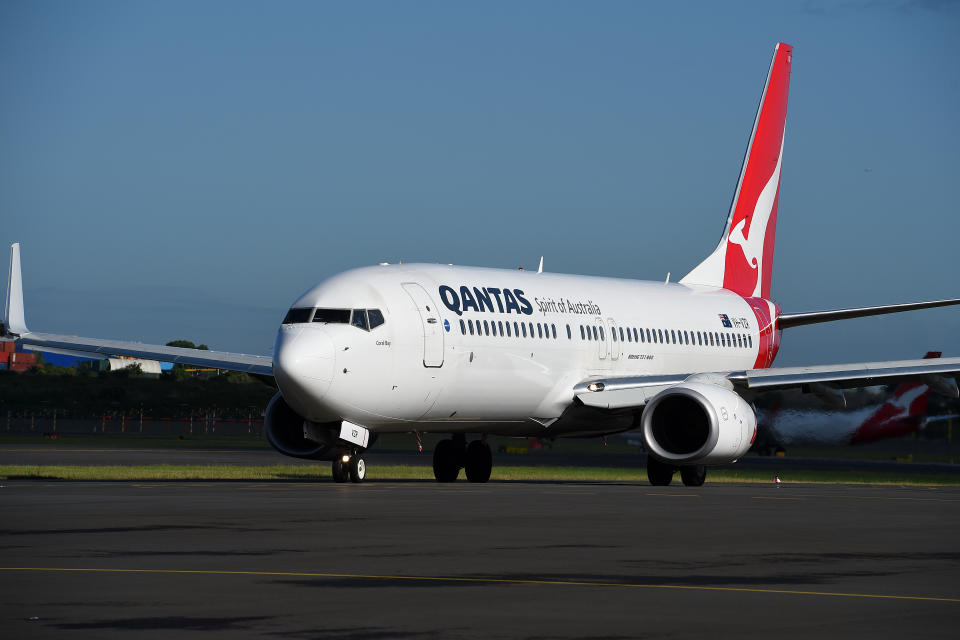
[[15, 331, 274, 376], [4, 243, 272, 376], [574, 357, 960, 410]]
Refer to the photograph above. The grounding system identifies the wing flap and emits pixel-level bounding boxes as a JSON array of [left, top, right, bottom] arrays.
[[728, 357, 960, 390], [575, 357, 960, 410], [18, 332, 273, 376]]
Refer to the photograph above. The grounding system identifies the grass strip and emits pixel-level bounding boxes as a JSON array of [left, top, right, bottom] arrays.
[[1, 464, 958, 485]]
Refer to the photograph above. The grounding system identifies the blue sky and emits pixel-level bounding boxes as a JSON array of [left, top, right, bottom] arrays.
[[2, 0, 958, 365]]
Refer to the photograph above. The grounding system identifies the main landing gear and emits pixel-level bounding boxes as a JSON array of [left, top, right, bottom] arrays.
[[646, 457, 707, 487], [332, 450, 366, 483], [433, 434, 492, 483]]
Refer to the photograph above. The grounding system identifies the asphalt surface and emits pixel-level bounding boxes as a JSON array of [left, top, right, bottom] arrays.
[[2, 478, 959, 639], [3, 442, 960, 477]]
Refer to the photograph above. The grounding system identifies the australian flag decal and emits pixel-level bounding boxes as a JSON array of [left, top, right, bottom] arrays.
[[719, 313, 733, 328]]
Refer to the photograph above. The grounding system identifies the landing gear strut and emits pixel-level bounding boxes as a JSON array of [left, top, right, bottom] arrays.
[[433, 435, 492, 483]]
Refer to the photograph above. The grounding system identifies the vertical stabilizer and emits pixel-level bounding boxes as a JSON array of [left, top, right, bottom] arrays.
[[4, 243, 28, 335], [680, 43, 792, 299]]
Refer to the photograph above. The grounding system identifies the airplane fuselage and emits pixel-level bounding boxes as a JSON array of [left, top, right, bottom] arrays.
[[273, 263, 781, 437]]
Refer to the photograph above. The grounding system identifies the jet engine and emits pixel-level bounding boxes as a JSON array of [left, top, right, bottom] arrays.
[[264, 392, 339, 460], [641, 382, 756, 465]]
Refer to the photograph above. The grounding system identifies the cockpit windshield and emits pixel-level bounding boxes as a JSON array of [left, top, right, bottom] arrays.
[[312, 308, 352, 324], [282, 307, 385, 331], [282, 308, 313, 324]]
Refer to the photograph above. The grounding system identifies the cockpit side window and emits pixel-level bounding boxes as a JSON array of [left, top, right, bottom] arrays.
[[368, 309, 385, 329], [351, 309, 369, 330], [312, 308, 351, 324], [283, 308, 313, 324]]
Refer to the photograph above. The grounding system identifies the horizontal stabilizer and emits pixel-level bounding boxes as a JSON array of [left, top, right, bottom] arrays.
[[778, 298, 960, 329]]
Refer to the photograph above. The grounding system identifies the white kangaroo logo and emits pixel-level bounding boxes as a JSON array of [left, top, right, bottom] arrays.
[[727, 138, 784, 297]]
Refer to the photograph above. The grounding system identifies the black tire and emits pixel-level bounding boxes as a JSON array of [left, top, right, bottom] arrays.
[[647, 457, 675, 486], [332, 457, 348, 483], [680, 465, 706, 487], [349, 454, 366, 483], [433, 439, 460, 482], [464, 440, 492, 483]]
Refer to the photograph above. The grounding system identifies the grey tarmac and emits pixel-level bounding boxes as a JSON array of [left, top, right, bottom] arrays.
[[1, 477, 959, 639]]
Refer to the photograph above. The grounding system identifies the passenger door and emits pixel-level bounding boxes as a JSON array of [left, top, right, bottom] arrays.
[[402, 283, 444, 367]]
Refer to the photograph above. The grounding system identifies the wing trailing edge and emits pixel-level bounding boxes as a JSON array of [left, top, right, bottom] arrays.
[[4, 242, 273, 376]]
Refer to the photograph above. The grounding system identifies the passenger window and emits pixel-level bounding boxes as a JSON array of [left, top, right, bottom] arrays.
[[618, 327, 624, 342], [514, 322, 519, 337], [468, 320, 475, 335], [612, 328, 617, 342], [506, 322, 512, 337], [748, 335, 753, 348], [627, 329, 632, 343], [599, 327, 604, 341], [459, 319, 466, 334], [566, 325, 572, 340], [580, 325, 585, 340], [537, 324, 543, 339], [351, 310, 369, 331], [367, 309, 385, 329], [498, 321, 504, 336], [491, 322, 498, 337], [587, 327, 593, 341], [522, 323, 527, 338], [552, 324, 557, 339], [483, 320, 490, 336]]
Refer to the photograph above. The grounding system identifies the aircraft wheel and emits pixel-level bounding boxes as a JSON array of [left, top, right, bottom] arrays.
[[464, 440, 492, 483], [349, 454, 366, 483], [646, 457, 675, 486], [433, 439, 461, 482], [332, 456, 349, 483], [680, 465, 706, 487]]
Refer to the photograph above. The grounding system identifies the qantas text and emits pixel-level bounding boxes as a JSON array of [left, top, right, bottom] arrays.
[[439, 286, 533, 317]]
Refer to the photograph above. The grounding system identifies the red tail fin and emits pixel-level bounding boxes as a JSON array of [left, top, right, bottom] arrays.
[[681, 43, 792, 299]]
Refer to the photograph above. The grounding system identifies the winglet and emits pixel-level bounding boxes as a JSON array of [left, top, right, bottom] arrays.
[[4, 243, 28, 336]]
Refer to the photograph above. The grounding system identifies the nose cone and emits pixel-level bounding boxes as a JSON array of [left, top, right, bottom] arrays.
[[273, 326, 337, 420]]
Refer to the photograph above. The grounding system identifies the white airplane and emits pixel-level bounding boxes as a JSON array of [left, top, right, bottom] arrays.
[[4, 43, 960, 486]]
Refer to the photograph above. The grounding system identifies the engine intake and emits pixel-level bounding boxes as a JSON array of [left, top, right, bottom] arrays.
[[641, 382, 756, 465], [264, 392, 339, 460]]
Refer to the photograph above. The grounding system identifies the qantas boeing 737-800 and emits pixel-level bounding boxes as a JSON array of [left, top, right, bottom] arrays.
[[4, 43, 960, 486]]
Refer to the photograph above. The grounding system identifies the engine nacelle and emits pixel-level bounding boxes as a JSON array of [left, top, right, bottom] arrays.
[[264, 392, 339, 460], [641, 382, 756, 466]]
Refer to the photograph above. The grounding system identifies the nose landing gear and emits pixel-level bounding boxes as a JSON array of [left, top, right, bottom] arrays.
[[332, 450, 366, 483]]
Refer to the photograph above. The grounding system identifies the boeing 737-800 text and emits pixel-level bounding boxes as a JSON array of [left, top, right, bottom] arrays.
[[4, 43, 959, 486]]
